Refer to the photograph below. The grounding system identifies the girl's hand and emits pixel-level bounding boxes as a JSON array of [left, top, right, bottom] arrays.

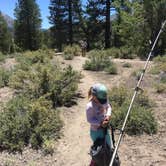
[[104, 116, 110, 121], [101, 119, 109, 128]]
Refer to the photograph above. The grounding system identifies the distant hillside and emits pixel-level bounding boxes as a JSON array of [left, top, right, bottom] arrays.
[[2, 13, 14, 29]]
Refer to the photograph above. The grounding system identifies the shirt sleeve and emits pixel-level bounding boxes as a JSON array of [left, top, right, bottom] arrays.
[[106, 103, 112, 116], [86, 104, 101, 128]]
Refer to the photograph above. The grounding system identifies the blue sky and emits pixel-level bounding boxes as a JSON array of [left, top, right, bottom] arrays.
[[0, 0, 115, 29]]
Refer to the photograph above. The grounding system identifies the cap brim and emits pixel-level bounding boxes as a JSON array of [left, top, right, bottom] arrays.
[[97, 98, 107, 104]]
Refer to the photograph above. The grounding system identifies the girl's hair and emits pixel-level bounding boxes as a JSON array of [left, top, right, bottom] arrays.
[[88, 87, 93, 100]]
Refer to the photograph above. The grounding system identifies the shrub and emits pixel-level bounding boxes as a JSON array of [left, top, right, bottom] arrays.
[[151, 56, 166, 93], [16, 50, 52, 66], [42, 139, 55, 155], [83, 50, 117, 74], [104, 63, 118, 74], [0, 96, 31, 152], [122, 62, 132, 68], [109, 86, 128, 106], [29, 98, 62, 149], [63, 45, 81, 60], [63, 53, 74, 60], [104, 47, 135, 59], [111, 102, 157, 135], [105, 47, 121, 58], [151, 55, 166, 74], [0, 96, 62, 152], [155, 83, 166, 93], [132, 69, 142, 80], [119, 46, 135, 59], [0, 67, 12, 87], [10, 56, 80, 107], [72, 44, 81, 56], [49, 65, 81, 107], [0, 52, 6, 62], [109, 86, 157, 135], [0, 50, 80, 152]]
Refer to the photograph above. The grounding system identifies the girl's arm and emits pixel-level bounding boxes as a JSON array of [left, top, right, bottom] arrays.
[[105, 103, 112, 120]]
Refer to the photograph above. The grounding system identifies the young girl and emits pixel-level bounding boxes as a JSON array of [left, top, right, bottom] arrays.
[[86, 83, 112, 166]]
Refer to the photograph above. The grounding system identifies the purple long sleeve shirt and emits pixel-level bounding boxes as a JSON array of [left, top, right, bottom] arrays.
[[86, 100, 112, 131]]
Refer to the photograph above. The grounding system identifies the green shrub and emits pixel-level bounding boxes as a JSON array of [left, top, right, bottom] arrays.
[[72, 44, 81, 56], [0, 50, 80, 152], [151, 56, 166, 93], [122, 62, 132, 68], [49, 65, 81, 107], [111, 102, 157, 135], [135, 92, 153, 108], [160, 73, 166, 84], [155, 83, 166, 93], [42, 139, 55, 155], [132, 69, 142, 80], [151, 55, 166, 74], [29, 98, 62, 149], [105, 48, 121, 58], [0, 68, 12, 87], [3, 159, 16, 166], [104, 47, 135, 59], [10, 58, 80, 107], [119, 46, 135, 59], [109, 86, 128, 106], [0, 52, 6, 62], [0, 96, 31, 152], [63, 53, 74, 60], [109, 86, 157, 135], [0, 96, 62, 152], [63, 45, 81, 60], [104, 63, 118, 74], [16, 50, 52, 66], [83, 50, 117, 74]]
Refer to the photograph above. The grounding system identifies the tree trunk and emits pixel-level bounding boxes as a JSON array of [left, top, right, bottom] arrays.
[[105, 0, 111, 49], [68, 0, 73, 45]]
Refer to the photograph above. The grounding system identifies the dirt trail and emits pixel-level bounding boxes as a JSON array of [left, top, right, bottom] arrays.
[[0, 56, 165, 166], [53, 56, 166, 166]]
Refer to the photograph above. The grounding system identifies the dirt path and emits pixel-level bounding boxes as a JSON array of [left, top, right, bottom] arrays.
[[53, 56, 166, 166], [0, 56, 165, 166]]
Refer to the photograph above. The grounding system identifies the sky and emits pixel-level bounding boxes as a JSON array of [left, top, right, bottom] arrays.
[[0, 0, 115, 29]]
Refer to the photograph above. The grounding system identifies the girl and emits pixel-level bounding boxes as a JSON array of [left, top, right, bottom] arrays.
[[86, 83, 112, 166]]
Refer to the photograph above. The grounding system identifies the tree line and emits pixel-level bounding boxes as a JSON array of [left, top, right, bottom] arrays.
[[0, 0, 165, 57]]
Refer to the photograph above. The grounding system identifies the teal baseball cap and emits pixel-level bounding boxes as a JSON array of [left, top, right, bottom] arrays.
[[91, 83, 108, 104]]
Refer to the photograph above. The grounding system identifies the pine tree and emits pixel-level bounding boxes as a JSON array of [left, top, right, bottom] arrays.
[[85, 0, 104, 49], [0, 12, 12, 54], [68, 0, 73, 45], [49, 0, 68, 51], [68, 0, 82, 45], [14, 0, 42, 51], [143, 0, 166, 55], [105, 0, 111, 48], [49, 0, 82, 50]]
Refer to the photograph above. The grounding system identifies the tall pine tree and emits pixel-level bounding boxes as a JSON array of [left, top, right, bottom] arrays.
[[68, 0, 82, 45], [49, 0, 82, 50], [105, 0, 111, 48], [14, 0, 42, 51], [85, 0, 104, 49], [143, 0, 166, 55], [49, 0, 68, 51], [0, 12, 12, 54]]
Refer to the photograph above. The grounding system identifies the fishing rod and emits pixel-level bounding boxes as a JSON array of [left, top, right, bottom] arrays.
[[109, 20, 166, 166]]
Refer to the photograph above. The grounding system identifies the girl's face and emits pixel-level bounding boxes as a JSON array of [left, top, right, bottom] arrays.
[[93, 96, 102, 105], [93, 95, 107, 105]]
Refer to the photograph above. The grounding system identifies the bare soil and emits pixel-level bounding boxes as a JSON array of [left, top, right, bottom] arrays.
[[0, 56, 165, 166]]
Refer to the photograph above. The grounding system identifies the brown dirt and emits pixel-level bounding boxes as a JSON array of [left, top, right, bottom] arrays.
[[0, 56, 165, 166]]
